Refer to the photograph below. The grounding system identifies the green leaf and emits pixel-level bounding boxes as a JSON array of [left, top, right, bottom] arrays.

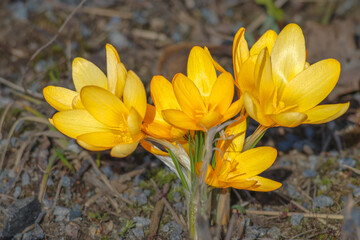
[[232, 205, 246, 214], [55, 148, 75, 174]]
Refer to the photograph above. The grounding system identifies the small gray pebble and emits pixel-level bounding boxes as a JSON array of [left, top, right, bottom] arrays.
[[291, 214, 304, 226], [131, 228, 144, 238], [21, 172, 30, 186], [258, 228, 268, 237], [61, 176, 71, 188], [131, 193, 147, 205], [285, 184, 301, 198], [353, 187, 360, 198], [339, 157, 356, 169], [302, 169, 318, 178], [133, 217, 151, 228], [173, 192, 181, 202], [13, 186, 22, 198], [144, 189, 151, 196], [8, 169, 15, 178], [313, 195, 334, 208], [47, 176, 54, 186], [267, 226, 281, 239], [54, 206, 70, 222], [101, 166, 113, 178]]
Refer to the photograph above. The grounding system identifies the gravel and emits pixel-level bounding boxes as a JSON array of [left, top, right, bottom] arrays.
[[54, 206, 70, 222], [13, 186, 21, 198], [291, 214, 304, 226], [313, 195, 334, 208], [133, 217, 151, 228], [267, 226, 281, 239], [21, 172, 30, 186], [302, 169, 318, 178], [131, 228, 144, 238]]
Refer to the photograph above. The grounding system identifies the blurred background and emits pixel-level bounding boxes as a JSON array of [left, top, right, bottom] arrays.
[[0, 0, 360, 239]]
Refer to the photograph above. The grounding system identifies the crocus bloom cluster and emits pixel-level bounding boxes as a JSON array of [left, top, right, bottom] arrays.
[[233, 24, 349, 127], [44, 23, 348, 194]]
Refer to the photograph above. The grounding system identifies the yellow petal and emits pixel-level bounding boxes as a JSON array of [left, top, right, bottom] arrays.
[[250, 29, 277, 56], [162, 109, 199, 130], [208, 72, 234, 115], [233, 27, 250, 78], [110, 142, 139, 158], [231, 147, 277, 179], [77, 139, 110, 151], [187, 46, 217, 96], [71, 95, 85, 109], [141, 140, 169, 156], [77, 131, 132, 147], [43, 86, 78, 111], [115, 62, 127, 98], [237, 58, 256, 95], [198, 111, 222, 130], [196, 162, 223, 188], [142, 121, 173, 139], [244, 176, 282, 192], [228, 180, 257, 190], [151, 75, 180, 111], [106, 44, 120, 95], [80, 86, 129, 127], [244, 92, 274, 127], [143, 104, 156, 123], [222, 117, 247, 159], [123, 71, 147, 119], [221, 98, 243, 123], [271, 23, 306, 93], [52, 110, 109, 139], [127, 107, 142, 138], [172, 73, 206, 117], [204, 47, 226, 73], [270, 111, 307, 127], [72, 57, 108, 92], [280, 59, 341, 112], [304, 102, 349, 124], [255, 49, 275, 113]]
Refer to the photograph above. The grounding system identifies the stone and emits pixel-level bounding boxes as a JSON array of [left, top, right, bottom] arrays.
[[2, 197, 41, 239], [291, 214, 304, 226], [133, 217, 151, 228], [54, 206, 70, 222], [353, 187, 360, 198], [61, 176, 71, 188], [13, 186, 21, 199], [313, 195, 334, 208], [21, 172, 30, 186], [267, 226, 281, 239], [131, 192, 147, 205], [339, 158, 356, 169], [131, 228, 144, 238], [302, 169, 318, 178]]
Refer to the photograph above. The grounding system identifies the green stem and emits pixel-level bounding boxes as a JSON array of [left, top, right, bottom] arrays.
[[243, 125, 268, 151], [167, 147, 189, 191]]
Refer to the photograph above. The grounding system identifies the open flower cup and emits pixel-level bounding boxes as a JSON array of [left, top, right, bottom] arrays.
[[43, 23, 349, 239]]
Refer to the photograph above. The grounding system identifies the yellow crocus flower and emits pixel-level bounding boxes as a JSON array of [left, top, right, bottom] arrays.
[[158, 46, 242, 131], [233, 23, 349, 127], [142, 75, 187, 140], [43, 44, 127, 111], [197, 117, 282, 191], [44, 45, 147, 157]]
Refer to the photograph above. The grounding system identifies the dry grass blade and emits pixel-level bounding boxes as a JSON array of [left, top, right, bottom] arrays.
[[0, 77, 43, 99], [0, 102, 13, 135], [243, 209, 344, 220], [20, 0, 87, 92], [0, 116, 51, 170]]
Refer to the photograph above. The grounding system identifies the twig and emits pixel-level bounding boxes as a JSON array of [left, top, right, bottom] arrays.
[[54, 2, 133, 19], [242, 209, 344, 220], [289, 228, 315, 240], [0, 77, 43, 99], [20, 0, 87, 92], [224, 213, 237, 240], [147, 198, 165, 239], [84, 151, 133, 205], [341, 164, 360, 175]]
